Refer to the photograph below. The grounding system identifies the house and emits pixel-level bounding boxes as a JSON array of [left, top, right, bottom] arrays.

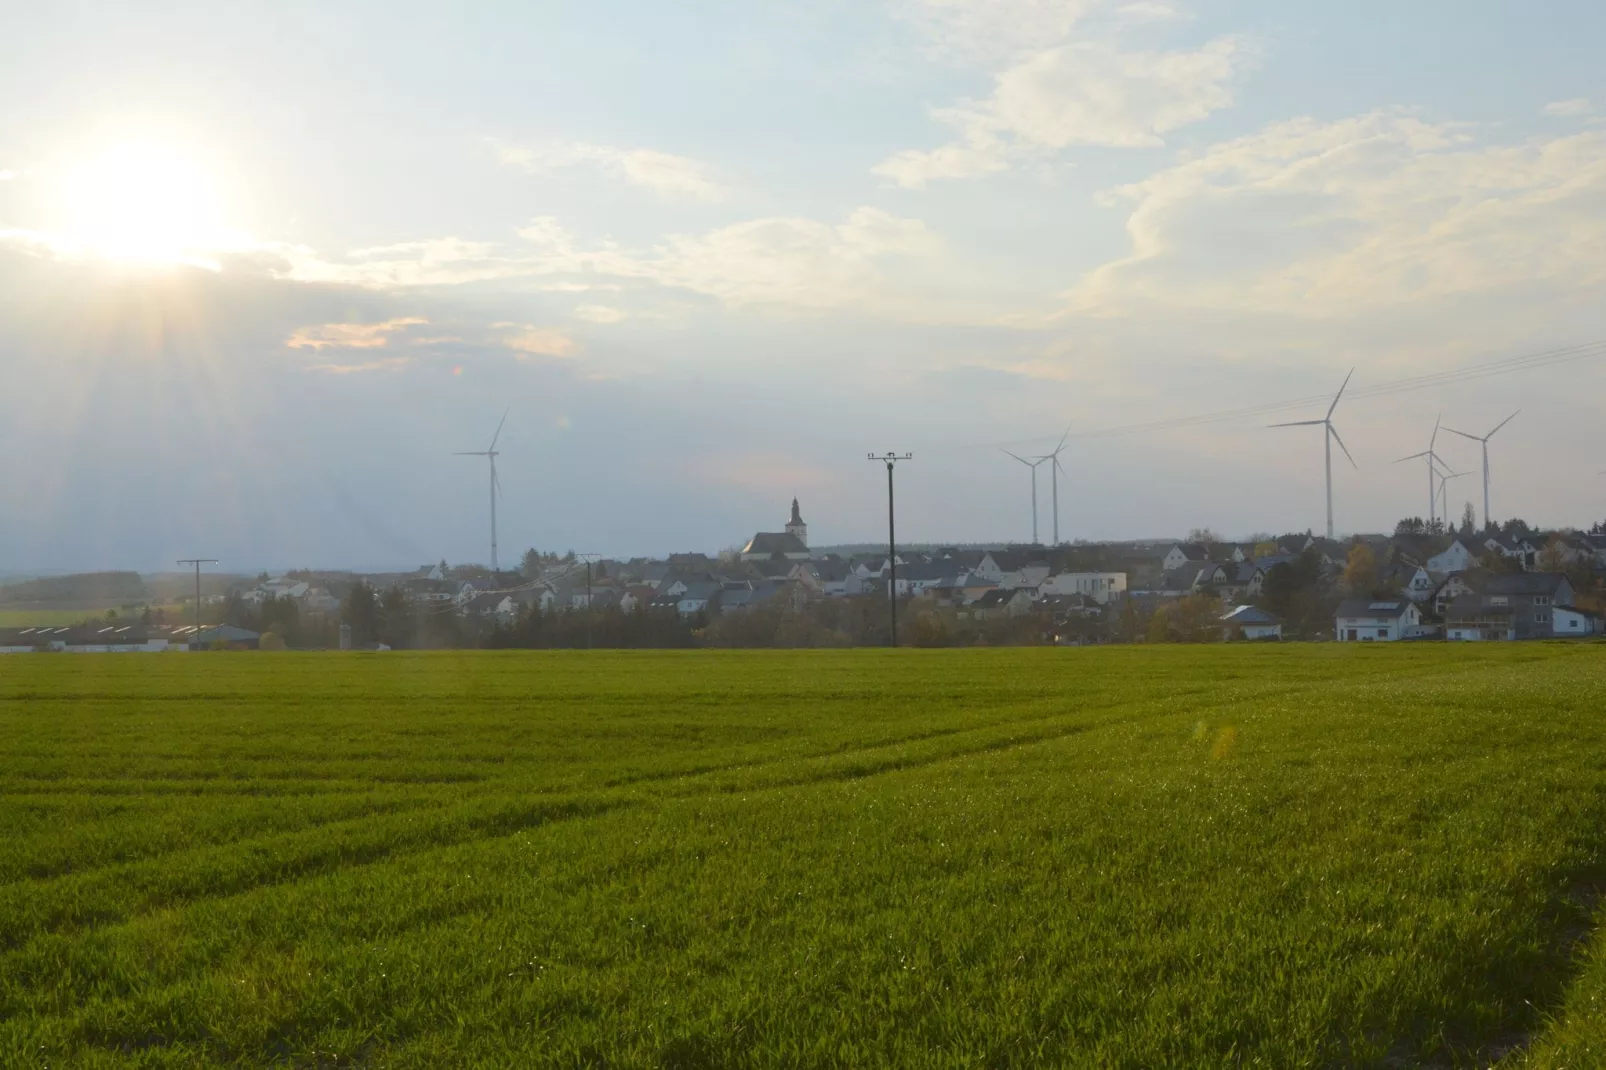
[[1445, 595, 1516, 641], [1433, 574, 1476, 617], [718, 581, 788, 614], [1335, 599, 1422, 642], [1217, 562, 1265, 600], [1446, 572, 1575, 640], [974, 551, 1023, 582], [674, 580, 722, 617], [998, 561, 1053, 590], [1553, 606, 1603, 637], [1484, 533, 1540, 570], [1382, 563, 1437, 603], [1426, 539, 1482, 574], [1155, 562, 1222, 596], [790, 557, 853, 596], [1038, 572, 1128, 604], [740, 499, 811, 561], [618, 585, 659, 613], [968, 588, 1035, 619], [1220, 605, 1282, 641], [1162, 543, 1212, 571], [891, 562, 961, 597]]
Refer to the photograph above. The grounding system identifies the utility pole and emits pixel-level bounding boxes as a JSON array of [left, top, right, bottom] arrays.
[[576, 553, 601, 649], [868, 453, 912, 646], [176, 558, 218, 650]]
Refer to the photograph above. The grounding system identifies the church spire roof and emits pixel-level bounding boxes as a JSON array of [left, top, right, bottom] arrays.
[[790, 497, 803, 525]]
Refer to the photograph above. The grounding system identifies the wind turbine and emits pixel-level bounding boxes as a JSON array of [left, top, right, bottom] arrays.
[[1269, 369, 1356, 541], [454, 409, 509, 572], [1443, 411, 1519, 529], [1394, 415, 1452, 527], [1038, 428, 1070, 545], [1001, 449, 1046, 544], [1437, 468, 1471, 529]]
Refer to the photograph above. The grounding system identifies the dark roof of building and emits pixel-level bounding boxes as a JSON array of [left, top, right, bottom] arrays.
[[1221, 605, 1280, 625], [1482, 572, 1570, 596], [1446, 594, 1514, 619], [741, 532, 808, 556], [1335, 598, 1415, 619]]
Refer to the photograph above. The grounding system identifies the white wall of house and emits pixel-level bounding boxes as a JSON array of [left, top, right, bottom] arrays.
[[1448, 624, 1514, 641], [1336, 605, 1420, 641], [1039, 572, 1128, 604], [1162, 546, 1195, 571], [1426, 542, 1476, 574], [1553, 608, 1600, 636]]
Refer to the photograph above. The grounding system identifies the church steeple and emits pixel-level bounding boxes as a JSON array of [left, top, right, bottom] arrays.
[[786, 497, 807, 548]]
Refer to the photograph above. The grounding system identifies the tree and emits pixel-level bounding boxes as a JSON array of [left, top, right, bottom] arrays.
[[1342, 544, 1379, 595], [1459, 502, 1477, 537], [1537, 535, 1569, 574], [342, 581, 379, 646], [1147, 605, 1171, 644]]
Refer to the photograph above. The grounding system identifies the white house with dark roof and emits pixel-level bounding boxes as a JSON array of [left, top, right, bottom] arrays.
[[1162, 543, 1212, 571], [1426, 539, 1482, 574], [1335, 599, 1422, 642], [1221, 605, 1282, 640]]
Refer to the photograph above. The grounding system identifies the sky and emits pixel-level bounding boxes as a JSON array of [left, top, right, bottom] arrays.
[[3, 0, 1605, 571]]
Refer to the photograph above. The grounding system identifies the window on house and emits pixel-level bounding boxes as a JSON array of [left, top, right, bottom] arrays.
[[1536, 613, 1545, 623]]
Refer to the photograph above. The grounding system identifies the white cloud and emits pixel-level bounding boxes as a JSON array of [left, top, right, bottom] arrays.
[[879, 1, 1251, 187], [303, 357, 414, 375], [492, 139, 726, 202], [501, 325, 579, 359], [0, 170, 16, 181], [1544, 98, 1594, 117], [1067, 110, 1606, 319], [266, 208, 1020, 324], [286, 317, 428, 350], [574, 304, 626, 324], [898, 0, 1100, 65]]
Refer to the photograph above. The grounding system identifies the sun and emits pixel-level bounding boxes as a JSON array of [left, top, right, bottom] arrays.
[[60, 142, 235, 267]]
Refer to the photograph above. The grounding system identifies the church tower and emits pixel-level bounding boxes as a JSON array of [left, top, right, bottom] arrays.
[[786, 497, 807, 548]]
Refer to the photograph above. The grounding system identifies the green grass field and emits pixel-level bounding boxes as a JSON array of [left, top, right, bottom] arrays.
[[3, 646, 1606, 1067]]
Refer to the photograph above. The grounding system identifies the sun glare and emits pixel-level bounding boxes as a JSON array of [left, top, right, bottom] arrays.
[[60, 142, 235, 267]]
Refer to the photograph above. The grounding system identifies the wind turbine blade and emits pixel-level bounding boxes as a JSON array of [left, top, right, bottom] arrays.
[[1441, 427, 1482, 443], [1430, 413, 1441, 450], [1000, 448, 1030, 465], [1054, 426, 1070, 454], [1488, 410, 1520, 438], [453, 451, 489, 456], [1326, 367, 1355, 419], [1328, 425, 1357, 469], [1268, 420, 1326, 428], [1394, 451, 1430, 463], [489, 408, 510, 451]]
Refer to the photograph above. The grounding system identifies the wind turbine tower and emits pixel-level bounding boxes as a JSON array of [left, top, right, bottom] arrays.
[[1437, 469, 1471, 528], [1039, 429, 1070, 545], [1269, 370, 1356, 541], [1394, 416, 1452, 527], [455, 409, 509, 572], [1001, 449, 1046, 544], [1443, 411, 1519, 529]]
